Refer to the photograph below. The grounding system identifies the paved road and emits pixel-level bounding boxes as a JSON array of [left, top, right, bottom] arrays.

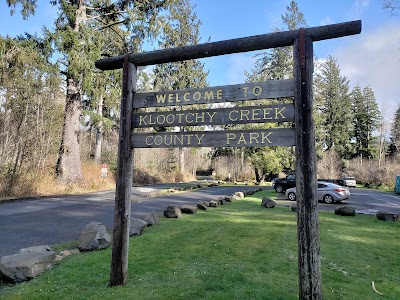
[[275, 187, 400, 214], [1, 186, 399, 258], [0, 185, 259, 257]]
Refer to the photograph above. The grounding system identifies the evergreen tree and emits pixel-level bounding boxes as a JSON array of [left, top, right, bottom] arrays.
[[243, 0, 306, 181], [353, 86, 381, 158], [152, 0, 209, 172], [153, 0, 208, 91], [6, 0, 175, 182], [246, 0, 306, 82], [0, 35, 63, 192], [351, 85, 381, 158], [388, 104, 400, 155], [315, 55, 353, 158], [350, 86, 364, 156], [82, 26, 126, 163]]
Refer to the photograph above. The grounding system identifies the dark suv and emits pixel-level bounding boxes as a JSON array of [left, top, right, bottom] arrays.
[[272, 173, 296, 193]]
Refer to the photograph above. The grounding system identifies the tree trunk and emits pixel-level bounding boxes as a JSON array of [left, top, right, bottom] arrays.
[[254, 167, 261, 183], [56, 78, 83, 183], [179, 147, 185, 173], [55, 3, 86, 183], [95, 92, 104, 163], [179, 126, 185, 173]]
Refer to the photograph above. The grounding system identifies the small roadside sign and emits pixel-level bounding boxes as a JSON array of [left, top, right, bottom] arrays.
[[101, 164, 108, 178]]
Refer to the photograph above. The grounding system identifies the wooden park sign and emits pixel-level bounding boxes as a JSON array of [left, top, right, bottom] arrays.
[[132, 80, 296, 147], [95, 20, 361, 299]]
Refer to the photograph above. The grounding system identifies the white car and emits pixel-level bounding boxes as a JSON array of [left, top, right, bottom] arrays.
[[343, 177, 356, 188], [285, 181, 350, 204]]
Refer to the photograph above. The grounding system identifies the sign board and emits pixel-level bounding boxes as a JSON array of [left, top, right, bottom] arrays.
[[132, 104, 294, 128], [133, 80, 294, 108], [131, 128, 295, 148], [95, 20, 362, 295], [101, 164, 108, 177]]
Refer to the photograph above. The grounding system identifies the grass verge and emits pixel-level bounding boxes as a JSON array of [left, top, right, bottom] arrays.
[[1, 191, 399, 299]]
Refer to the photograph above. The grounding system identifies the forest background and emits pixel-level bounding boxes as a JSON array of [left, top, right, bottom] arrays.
[[1, 0, 400, 198]]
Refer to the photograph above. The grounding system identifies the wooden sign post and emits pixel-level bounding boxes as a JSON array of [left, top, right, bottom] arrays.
[[294, 29, 321, 298], [109, 55, 136, 286], [95, 20, 361, 299]]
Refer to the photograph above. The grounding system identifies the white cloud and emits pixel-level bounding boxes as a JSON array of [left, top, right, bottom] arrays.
[[334, 22, 400, 112]]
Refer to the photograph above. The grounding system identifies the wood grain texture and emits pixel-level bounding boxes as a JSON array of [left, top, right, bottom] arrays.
[[294, 35, 322, 299], [133, 80, 294, 108], [131, 128, 295, 148], [109, 57, 135, 286], [132, 104, 294, 128], [95, 20, 361, 70]]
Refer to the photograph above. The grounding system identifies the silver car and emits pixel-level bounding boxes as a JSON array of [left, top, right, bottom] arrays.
[[285, 181, 350, 204]]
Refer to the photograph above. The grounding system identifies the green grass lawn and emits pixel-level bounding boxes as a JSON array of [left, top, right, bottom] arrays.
[[1, 190, 399, 299]]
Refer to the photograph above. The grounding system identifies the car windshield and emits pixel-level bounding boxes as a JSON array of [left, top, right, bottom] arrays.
[[345, 177, 355, 180]]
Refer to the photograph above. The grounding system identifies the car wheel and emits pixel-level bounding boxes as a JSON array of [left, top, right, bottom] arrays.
[[323, 194, 334, 204], [288, 192, 296, 201], [274, 184, 283, 193]]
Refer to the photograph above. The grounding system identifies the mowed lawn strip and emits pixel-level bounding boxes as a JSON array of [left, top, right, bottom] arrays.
[[1, 190, 399, 299]]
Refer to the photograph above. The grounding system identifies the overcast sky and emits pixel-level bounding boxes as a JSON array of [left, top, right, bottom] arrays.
[[1, 0, 399, 116]]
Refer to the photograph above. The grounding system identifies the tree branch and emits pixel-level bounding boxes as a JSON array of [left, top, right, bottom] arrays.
[[98, 20, 125, 30], [87, 10, 127, 21]]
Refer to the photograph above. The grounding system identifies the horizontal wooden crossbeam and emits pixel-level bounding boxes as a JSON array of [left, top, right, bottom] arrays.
[[95, 20, 361, 70]]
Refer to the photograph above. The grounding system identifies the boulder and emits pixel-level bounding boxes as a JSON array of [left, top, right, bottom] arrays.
[[78, 222, 111, 251], [233, 191, 245, 198], [335, 206, 356, 217], [19, 245, 53, 254], [144, 210, 161, 226], [197, 201, 208, 210], [245, 190, 254, 196], [163, 205, 182, 218], [0, 251, 56, 283], [261, 197, 276, 208], [209, 200, 219, 207], [221, 196, 235, 203], [181, 205, 198, 214], [376, 211, 398, 222], [130, 218, 148, 236], [216, 197, 227, 205]]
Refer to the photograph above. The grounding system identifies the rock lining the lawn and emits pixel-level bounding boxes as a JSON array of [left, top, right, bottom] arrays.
[[335, 206, 356, 216], [181, 205, 198, 214], [144, 210, 161, 226], [197, 201, 209, 210], [209, 200, 219, 207], [163, 205, 182, 218], [78, 222, 111, 251], [376, 211, 398, 222], [130, 218, 148, 236], [0, 246, 56, 283], [261, 196, 276, 208]]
